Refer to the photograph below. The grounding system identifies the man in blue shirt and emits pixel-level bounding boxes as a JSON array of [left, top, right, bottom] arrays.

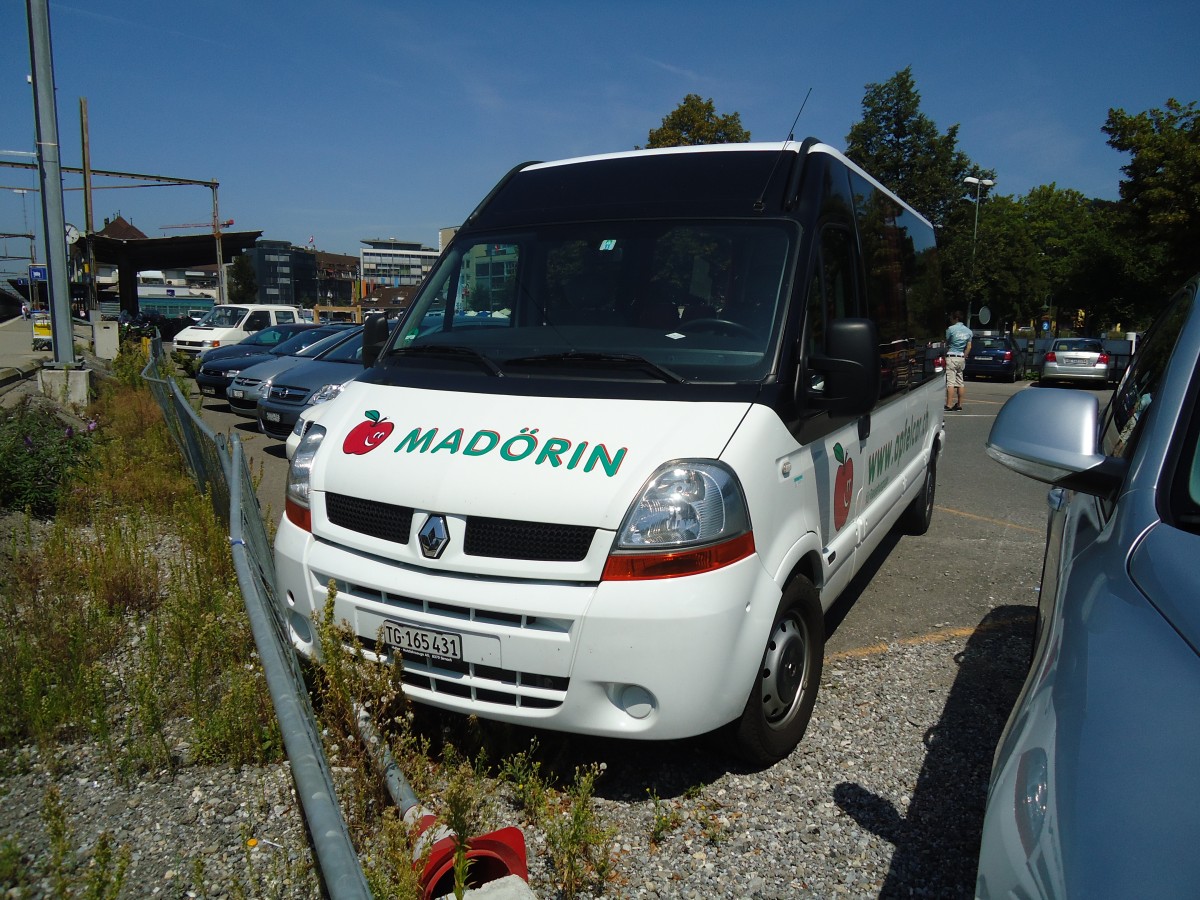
[[945, 310, 973, 411]]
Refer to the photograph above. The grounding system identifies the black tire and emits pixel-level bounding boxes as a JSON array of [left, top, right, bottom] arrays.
[[899, 449, 938, 535], [732, 577, 824, 766]]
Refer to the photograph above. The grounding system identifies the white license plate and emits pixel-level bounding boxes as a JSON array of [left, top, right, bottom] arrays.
[[200, 386, 215, 395], [264, 411, 280, 422], [382, 620, 463, 661], [1064, 358, 1086, 366], [229, 389, 244, 399]]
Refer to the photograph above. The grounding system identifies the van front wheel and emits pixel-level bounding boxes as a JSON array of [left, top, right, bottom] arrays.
[[732, 577, 824, 766]]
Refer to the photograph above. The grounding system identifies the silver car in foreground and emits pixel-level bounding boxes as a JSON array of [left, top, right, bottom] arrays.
[[977, 275, 1200, 898]]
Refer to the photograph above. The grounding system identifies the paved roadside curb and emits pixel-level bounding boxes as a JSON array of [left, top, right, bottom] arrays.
[[0, 360, 41, 391]]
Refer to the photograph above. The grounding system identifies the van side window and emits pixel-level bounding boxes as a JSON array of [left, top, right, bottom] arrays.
[[277, 311, 296, 324], [806, 226, 854, 392], [850, 172, 942, 392], [245, 310, 270, 331]]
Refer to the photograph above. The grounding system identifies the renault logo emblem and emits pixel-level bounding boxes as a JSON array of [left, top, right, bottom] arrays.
[[418, 514, 450, 559]]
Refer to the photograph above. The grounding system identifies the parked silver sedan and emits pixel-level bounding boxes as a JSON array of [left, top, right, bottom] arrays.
[[1039, 337, 1111, 386], [977, 275, 1200, 898]]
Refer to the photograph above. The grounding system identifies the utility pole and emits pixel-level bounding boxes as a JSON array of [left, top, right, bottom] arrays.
[[80, 97, 97, 312], [25, 0, 76, 367]]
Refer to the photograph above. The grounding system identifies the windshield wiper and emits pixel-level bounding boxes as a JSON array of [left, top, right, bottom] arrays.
[[505, 350, 684, 383], [394, 344, 504, 377]]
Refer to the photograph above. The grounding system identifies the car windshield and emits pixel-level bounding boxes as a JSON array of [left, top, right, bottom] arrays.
[[976, 338, 1008, 350], [293, 328, 360, 358], [244, 327, 291, 346], [320, 330, 364, 363], [383, 221, 796, 383], [272, 327, 341, 356], [198, 306, 247, 328]]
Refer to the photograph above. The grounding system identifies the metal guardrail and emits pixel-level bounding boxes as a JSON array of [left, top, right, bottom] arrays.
[[139, 337, 372, 899]]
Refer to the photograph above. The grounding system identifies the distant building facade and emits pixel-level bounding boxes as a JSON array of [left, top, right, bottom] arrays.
[[314, 250, 360, 305], [243, 240, 318, 306], [360, 238, 439, 294]]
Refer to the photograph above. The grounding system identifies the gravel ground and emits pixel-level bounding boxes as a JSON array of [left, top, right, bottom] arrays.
[[0, 604, 1033, 899]]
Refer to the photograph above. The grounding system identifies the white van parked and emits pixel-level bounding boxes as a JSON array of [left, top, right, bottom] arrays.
[[173, 303, 303, 359], [276, 140, 947, 763]]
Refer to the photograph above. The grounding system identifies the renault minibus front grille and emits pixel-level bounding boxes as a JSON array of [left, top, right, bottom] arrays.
[[463, 515, 593, 561], [324, 492, 595, 562], [326, 492, 413, 544]]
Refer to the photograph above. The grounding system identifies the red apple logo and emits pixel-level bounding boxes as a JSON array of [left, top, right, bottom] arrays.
[[832, 442, 854, 531], [343, 410, 394, 455]]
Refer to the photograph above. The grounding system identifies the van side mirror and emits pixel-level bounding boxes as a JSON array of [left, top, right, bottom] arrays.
[[807, 318, 880, 417], [362, 314, 389, 367]]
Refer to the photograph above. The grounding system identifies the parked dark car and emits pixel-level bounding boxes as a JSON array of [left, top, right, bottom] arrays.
[[257, 328, 366, 438], [195, 325, 352, 401], [966, 332, 1026, 382], [226, 326, 362, 418], [1039, 337, 1112, 386], [196, 323, 318, 366], [977, 275, 1200, 898]]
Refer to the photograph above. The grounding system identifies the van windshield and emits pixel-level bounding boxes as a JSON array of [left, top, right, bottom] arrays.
[[386, 222, 795, 383], [198, 306, 247, 328]]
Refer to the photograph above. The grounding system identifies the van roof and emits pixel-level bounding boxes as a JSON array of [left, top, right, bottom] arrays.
[[468, 140, 930, 231]]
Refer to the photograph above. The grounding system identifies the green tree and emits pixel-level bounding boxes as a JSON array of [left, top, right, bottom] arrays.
[[1103, 98, 1200, 297], [937, 193, 1041, 332], [1018, 186, 1135, 334], [844, 67, 977, 230], [642, 94, 750, 148], [227, 253, 258, 303]]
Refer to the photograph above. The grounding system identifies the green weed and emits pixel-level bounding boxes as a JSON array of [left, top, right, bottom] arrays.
[[648, 787, 684, 844], [497, 741, 551, 824], [543, 763, 616, 899]]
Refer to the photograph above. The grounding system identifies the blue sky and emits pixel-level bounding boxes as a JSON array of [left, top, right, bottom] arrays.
[[1, 0, 1195, 271]]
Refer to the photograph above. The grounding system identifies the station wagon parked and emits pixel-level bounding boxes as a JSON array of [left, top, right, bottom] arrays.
[[966, 333, 1026, 382], [197, 325, 350, 402], [977, 275, 1200, 898]]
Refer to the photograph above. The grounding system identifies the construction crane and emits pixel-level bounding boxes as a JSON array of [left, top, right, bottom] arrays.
[[160, 218, 234, 232]]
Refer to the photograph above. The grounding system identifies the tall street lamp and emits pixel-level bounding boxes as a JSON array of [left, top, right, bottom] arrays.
[[964, 175, 995, 259], [964, 175, 995, 326]]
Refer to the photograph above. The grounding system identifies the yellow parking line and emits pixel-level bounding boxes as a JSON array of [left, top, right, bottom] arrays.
[[829, 611, 1036, 661], [935, 505, 1043, 535]]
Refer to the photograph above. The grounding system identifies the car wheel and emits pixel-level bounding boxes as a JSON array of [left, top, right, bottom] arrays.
[[731, 577, 824, 766], [899, 449, 938, 535]]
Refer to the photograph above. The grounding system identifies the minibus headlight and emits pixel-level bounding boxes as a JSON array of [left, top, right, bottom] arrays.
[[617, 462, 749, 548], [286, 424, 326, 510]]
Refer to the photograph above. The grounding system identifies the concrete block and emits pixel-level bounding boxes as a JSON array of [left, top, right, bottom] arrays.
[[93, 320, 120, 360], [37, 366, 93, 409]]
